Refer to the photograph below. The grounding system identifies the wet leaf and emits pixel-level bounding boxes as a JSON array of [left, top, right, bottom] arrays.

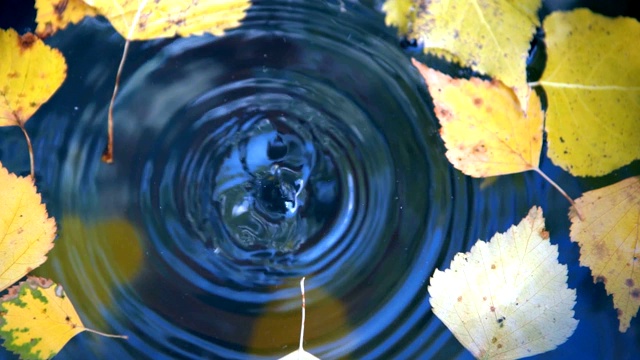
[[0, 162, 56, 292], [394, 0, 541, 107], [382, 0, 416, 35], [0, 277, 84, 360], [539, 9, 640, 176], [279, 278, 320, 360], [569, 176, 640, 332], [412, 60, 542, 177], [35, 0, 98, 38], [0, 28, 67, 127], [0, 277, 127, 359], [429, 207, 578, 359], [82, 0, 251, 40]]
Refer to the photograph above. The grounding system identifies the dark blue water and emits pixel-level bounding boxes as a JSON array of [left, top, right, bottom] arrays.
[[0, 0, 639, 359]]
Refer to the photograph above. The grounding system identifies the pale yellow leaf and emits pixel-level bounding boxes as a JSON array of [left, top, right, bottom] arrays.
[[539, 9, 640, 176], [429, 207, 578, 359], [0, 162, 56, 292], [570, 176, 640, 332], [410, 0, 541, 107], [82, 0, 251, 40]]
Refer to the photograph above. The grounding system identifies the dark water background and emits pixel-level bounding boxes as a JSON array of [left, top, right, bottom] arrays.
[[0, 0, 639, 359]]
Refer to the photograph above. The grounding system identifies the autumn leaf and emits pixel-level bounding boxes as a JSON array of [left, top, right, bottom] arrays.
[[538, 9, 640, 177], [35, 0, 98, 38], [279, 278, 321, 360], [0, 277, 127, 360], [429, 207, 578, 359], [382, 0, 416, 35], [388, 0, 541, 107], [0, 162, 56, 292], [412, 60, 543, 177], [0, 28, 67, 176], [569, 176, 640, 332], [83, 0, 251, 40]]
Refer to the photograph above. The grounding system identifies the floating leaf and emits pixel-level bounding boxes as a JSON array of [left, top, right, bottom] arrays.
[[0, 162, 56, 292], [279, 278, 321, 360], [0, 28, 67, 176], [35, 0, 98, 37], [382, 0, 416, 35], [0, 29, 67, 127], [83, 0, 251, 40], [539, 9, 640, 176], [412, 59, 542, 177], [396, 0, 541, 107], [0, 277, 127, 360], [429, 207, 578, 359], [569, 176, 640, 332]]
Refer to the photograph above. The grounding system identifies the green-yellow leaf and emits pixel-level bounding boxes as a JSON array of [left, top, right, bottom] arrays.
[[569, 176, 640, 332], [539, 9, 640, 176], [82, 0, 250, 40], [407, 0, 541, 107], [429, 206, 578, 359], [0, 277, 85, 360], [0, 162, 56, 292]]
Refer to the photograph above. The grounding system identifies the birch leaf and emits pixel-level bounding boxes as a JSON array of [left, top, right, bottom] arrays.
[[394, 0, 542, 107], [35, 0, 98, 37], [0, 162, 56, 292], [540, 9, 640, 176], [429, 207, 578, 359], [82, 0, 251, 40], [412, 60, 543, 177], [569, 176, 640, 332], [0, 277, 126, 360]]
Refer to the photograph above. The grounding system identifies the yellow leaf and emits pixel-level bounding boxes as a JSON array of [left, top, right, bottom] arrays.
[[35, 0, 98, 38], [429, 207, 578, 359], [539, 9, 640, 176], [412, 59, 543, 177], [82, 0, 251, 40], [409, 0, 541, 107], [569, 176, 640, 332], [382, 0, 416, 35], [0, 277, 85, 360], [0, 29, 67, 127], [0, 162, 56, 292]]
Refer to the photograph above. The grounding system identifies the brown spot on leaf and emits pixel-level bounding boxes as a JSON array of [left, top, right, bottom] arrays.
[[497, 344, 503, 349], [595, 275, 607, 284], [18, 33, 38, 51], [491, 337, 497, 344], [617, 309, 623, 317], [54, 0, 69, 20], [8, 71, 19, 78], [625, 279, 634, 287], [631, 289, 640, 299], [490, 306, 495, 312], [436, 107, 452, 121], [472, 142, 487, 154], [457, 296, 463, 302], [473, 97, 483, 106], [491, 264, 496, 270]]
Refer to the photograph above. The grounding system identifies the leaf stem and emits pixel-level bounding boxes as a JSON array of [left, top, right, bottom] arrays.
[[299, 277, 306, 351], [528, 81, 541, 87], [102, 0, 149, 164], [18, 123, 34, 179], [82, 327, 128, 339], [533, 167, 584, 221]]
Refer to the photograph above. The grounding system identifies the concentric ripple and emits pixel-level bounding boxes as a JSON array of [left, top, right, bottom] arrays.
[[6, 1, 637, 360]]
